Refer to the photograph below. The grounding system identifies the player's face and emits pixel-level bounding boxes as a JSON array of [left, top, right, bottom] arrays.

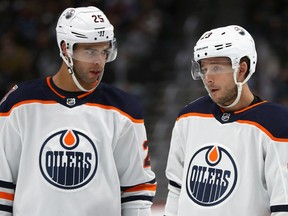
[[200, 57, 238, 107], [72, 42, 111, 89]]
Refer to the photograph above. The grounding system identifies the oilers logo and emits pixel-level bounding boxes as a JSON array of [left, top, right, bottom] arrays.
[[186, 144, 238, 206], [39, 129, 98, 190]]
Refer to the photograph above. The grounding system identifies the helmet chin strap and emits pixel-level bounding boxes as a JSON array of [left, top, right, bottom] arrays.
[[60, 52, 102, 92], [219, 83, 243, 108], [212, 66, 244, 109]]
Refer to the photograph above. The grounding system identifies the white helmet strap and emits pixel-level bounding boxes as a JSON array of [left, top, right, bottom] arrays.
[[60, 52, 100, 92], [216, 66, 244, 109], [220, 83, 243, 108]]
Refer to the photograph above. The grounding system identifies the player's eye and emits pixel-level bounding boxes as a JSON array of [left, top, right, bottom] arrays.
[[212, 65, 222, 73], [84, 50, 96, 56]]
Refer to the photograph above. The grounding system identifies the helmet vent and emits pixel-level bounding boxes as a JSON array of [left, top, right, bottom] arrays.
[[238, 30, 245, 36], [226, 43, 232, 47], [215, 43, 232, 50], [65, 9, 75, 19], [215, 44, 224, 50], [71, 32, 88, 39]]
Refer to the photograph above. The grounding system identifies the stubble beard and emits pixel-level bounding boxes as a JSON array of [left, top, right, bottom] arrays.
[[211, 85, 238, 107]]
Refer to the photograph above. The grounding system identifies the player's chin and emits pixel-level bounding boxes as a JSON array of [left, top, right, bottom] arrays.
[[209, 90, 220, 99], [209, 93, 222, 104], [88, 74, 102, 85]]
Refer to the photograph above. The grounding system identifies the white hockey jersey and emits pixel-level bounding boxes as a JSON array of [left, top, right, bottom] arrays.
[[0, 77, 156, 216], [165, 96, 288, 216]]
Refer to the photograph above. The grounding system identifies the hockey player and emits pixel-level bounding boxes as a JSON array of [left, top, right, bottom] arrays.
[[0, 6, 156, 216], [164, 25, 288, 215]]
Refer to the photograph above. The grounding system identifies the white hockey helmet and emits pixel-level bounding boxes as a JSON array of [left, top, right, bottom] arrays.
[[192, 25, 257, 82], [56, 6, 117, 62]]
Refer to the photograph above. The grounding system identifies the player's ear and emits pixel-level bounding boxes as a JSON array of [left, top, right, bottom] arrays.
[[238, 61, 248, 82], [60, 41, 68, 57]]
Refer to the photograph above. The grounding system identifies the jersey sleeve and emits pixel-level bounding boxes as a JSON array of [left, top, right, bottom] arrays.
[[164, 120, 185, 216], [0, 116, 21, 216], [265, 139, 288, 215], [112, 113, 156, 215]]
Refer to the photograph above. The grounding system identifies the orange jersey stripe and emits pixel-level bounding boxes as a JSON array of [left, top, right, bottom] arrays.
[[0, 100, 56, 116], [177, 112, 213, 121], [0, 100, 144, 124], [86, 103, 144, 123], [46, 77, 94, 99], [124, 184, 157, 193], [176, 112, 288, 142], [46, 77, 65, 99], [234, 101, 267, 114], [0, 192, 14, 201], [237, 120, 288, 142]]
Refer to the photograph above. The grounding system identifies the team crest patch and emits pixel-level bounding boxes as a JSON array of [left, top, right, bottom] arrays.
[[39, 129, 98, 190], [186, 144, 238, 206]]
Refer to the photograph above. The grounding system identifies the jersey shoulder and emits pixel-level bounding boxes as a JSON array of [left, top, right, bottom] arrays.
[[90, 83, 145, 120], [0, 78, 45, 113], [243, 101, 288, 139], [248, 101, 288, 119], [0, 79, 144, 120], [178, 96, 213, 117]]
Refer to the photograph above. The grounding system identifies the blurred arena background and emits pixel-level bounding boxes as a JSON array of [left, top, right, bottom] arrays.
[[0, 0, 287, 212]]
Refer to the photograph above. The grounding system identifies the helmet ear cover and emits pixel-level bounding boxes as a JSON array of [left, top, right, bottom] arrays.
[[56, 6, 117, 63]]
